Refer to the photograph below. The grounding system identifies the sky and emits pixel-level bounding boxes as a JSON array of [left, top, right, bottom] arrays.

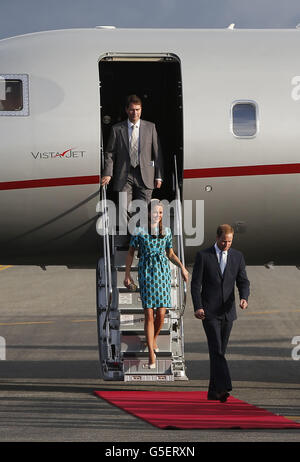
[[1, 0, 300, 40]]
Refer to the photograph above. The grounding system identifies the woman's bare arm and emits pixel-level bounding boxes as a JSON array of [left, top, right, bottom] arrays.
[[166, 248, 189, 282], [124, 246, 135, 287]]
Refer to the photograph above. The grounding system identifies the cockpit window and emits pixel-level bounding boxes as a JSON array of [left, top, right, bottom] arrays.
[[0, 74, 29, 116], [231, 101, 258, 137]]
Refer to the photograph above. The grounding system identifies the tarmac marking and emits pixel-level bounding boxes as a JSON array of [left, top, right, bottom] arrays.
[[0, 265, 13, 271], [245, 309, 300, 315], [0, 320, 96, 326], [0, 321, 55, 326], [71, 319, 96, 323]]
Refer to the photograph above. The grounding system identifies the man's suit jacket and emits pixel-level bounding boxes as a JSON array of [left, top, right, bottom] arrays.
[[191, 246, 250, 321], [102, 119, 163, 191]]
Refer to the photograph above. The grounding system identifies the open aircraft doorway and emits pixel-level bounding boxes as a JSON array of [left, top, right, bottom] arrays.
[[98, 54, 184, 203]]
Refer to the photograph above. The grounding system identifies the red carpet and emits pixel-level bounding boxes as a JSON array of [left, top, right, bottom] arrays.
[[94, 390, 300, 429]]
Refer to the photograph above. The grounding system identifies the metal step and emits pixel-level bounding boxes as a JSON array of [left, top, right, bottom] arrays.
[[117, 290, 143, 309], [120, 329, 172, 354], [123, 352, 174, 382], [123, 351, 172, 358]]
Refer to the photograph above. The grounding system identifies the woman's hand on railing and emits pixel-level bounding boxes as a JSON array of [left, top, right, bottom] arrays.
[[101, 175, 111, 186]]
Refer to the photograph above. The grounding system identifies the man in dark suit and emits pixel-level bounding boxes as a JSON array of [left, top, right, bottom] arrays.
[[191, 224, 250, 402], [101, 94, 163, 224]]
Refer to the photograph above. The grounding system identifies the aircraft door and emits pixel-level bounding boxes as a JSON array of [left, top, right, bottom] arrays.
[[98, 54, 184, 203]]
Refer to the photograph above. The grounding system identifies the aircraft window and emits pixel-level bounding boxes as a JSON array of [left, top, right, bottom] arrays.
[[231, 102, 257, 137], [0, 74, 29, 116]]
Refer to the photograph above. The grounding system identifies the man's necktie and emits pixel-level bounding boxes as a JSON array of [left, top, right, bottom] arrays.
[[219, 251, 227, 274], [130, 124, 139, 168]]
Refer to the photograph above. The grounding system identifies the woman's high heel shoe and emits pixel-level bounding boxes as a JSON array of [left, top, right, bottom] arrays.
[[148, 352, 156, 369]]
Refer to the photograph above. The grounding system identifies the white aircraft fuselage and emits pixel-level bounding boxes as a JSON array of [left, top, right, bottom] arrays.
[[1, 27, 300, 267]]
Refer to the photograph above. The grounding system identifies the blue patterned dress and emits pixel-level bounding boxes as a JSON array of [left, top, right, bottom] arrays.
[[129, 227, 173, 309]]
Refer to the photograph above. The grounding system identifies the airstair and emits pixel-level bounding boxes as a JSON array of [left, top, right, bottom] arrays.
[[96, 158, 188, 382]]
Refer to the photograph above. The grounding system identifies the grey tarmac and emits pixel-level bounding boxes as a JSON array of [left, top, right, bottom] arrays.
[[0, 264, 299, 443]]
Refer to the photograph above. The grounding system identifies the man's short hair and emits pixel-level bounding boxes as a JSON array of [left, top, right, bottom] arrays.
[[126, 94, 142, 108], [216, 224, 234, 237]]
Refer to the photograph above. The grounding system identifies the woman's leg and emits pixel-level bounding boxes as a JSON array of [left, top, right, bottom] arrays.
[[144, 308, 155, 364], [153, 307, 166, 350]]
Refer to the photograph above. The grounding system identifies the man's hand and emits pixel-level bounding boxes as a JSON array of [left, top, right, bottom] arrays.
[[194, 308, 205, 320], [101, 175, 111, 186], [240, 299, 248, 310], [155, 180, 162, 189]]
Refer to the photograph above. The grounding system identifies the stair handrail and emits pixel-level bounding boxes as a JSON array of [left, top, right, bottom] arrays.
[[99, 126, 113, 363], [101, 184, 113, 331], [173, 155, 187, 316]]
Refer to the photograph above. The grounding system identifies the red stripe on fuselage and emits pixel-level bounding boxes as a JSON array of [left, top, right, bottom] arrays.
[[0, 163, 299, 191], [184, 163, 300, 178], [0, 175, 100, 190]]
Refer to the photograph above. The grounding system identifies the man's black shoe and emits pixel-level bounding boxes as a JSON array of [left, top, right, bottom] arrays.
[[207, 392, 219, 400], [219, 391, 230, 403], [207, 391, 230, 402]]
